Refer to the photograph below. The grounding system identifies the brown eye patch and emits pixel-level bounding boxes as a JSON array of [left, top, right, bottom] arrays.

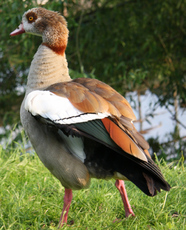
[[26, 12, 37, 23]]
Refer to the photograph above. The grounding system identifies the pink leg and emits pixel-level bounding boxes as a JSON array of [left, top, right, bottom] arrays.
[[115, 180, 135, 217], [58, 188, 73, 228]]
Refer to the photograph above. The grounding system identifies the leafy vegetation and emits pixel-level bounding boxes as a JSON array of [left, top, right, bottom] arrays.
[[0, 145, 185, 229], [0, 0, 185, 126]]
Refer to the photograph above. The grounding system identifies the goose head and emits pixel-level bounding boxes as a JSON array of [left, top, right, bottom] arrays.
[[10, 8, 69, 54]]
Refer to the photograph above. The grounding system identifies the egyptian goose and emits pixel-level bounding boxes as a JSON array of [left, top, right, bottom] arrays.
[[10, 8, 170, 227]]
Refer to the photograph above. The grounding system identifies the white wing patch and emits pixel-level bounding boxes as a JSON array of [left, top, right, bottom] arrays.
[[25, 90, 109, 124]]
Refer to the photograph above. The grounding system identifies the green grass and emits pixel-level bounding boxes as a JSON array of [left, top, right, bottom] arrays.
[[0, 145, 185, 230]]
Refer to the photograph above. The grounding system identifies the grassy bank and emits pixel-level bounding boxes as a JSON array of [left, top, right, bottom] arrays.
[[0, 145, 185, 229]]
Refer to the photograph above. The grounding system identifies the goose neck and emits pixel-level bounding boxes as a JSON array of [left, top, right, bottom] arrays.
[[27, 44, 71, 91]]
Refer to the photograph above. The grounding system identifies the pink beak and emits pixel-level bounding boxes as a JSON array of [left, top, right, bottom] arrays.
[[10, 23, 25, 36]]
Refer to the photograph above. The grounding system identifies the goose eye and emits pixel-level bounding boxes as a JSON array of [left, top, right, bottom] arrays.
[[26, 12, 37, 23], [29, 16, 34, 21]]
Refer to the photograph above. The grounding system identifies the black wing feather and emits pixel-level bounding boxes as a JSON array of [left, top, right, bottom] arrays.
[[34, 115, 171, 196]]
